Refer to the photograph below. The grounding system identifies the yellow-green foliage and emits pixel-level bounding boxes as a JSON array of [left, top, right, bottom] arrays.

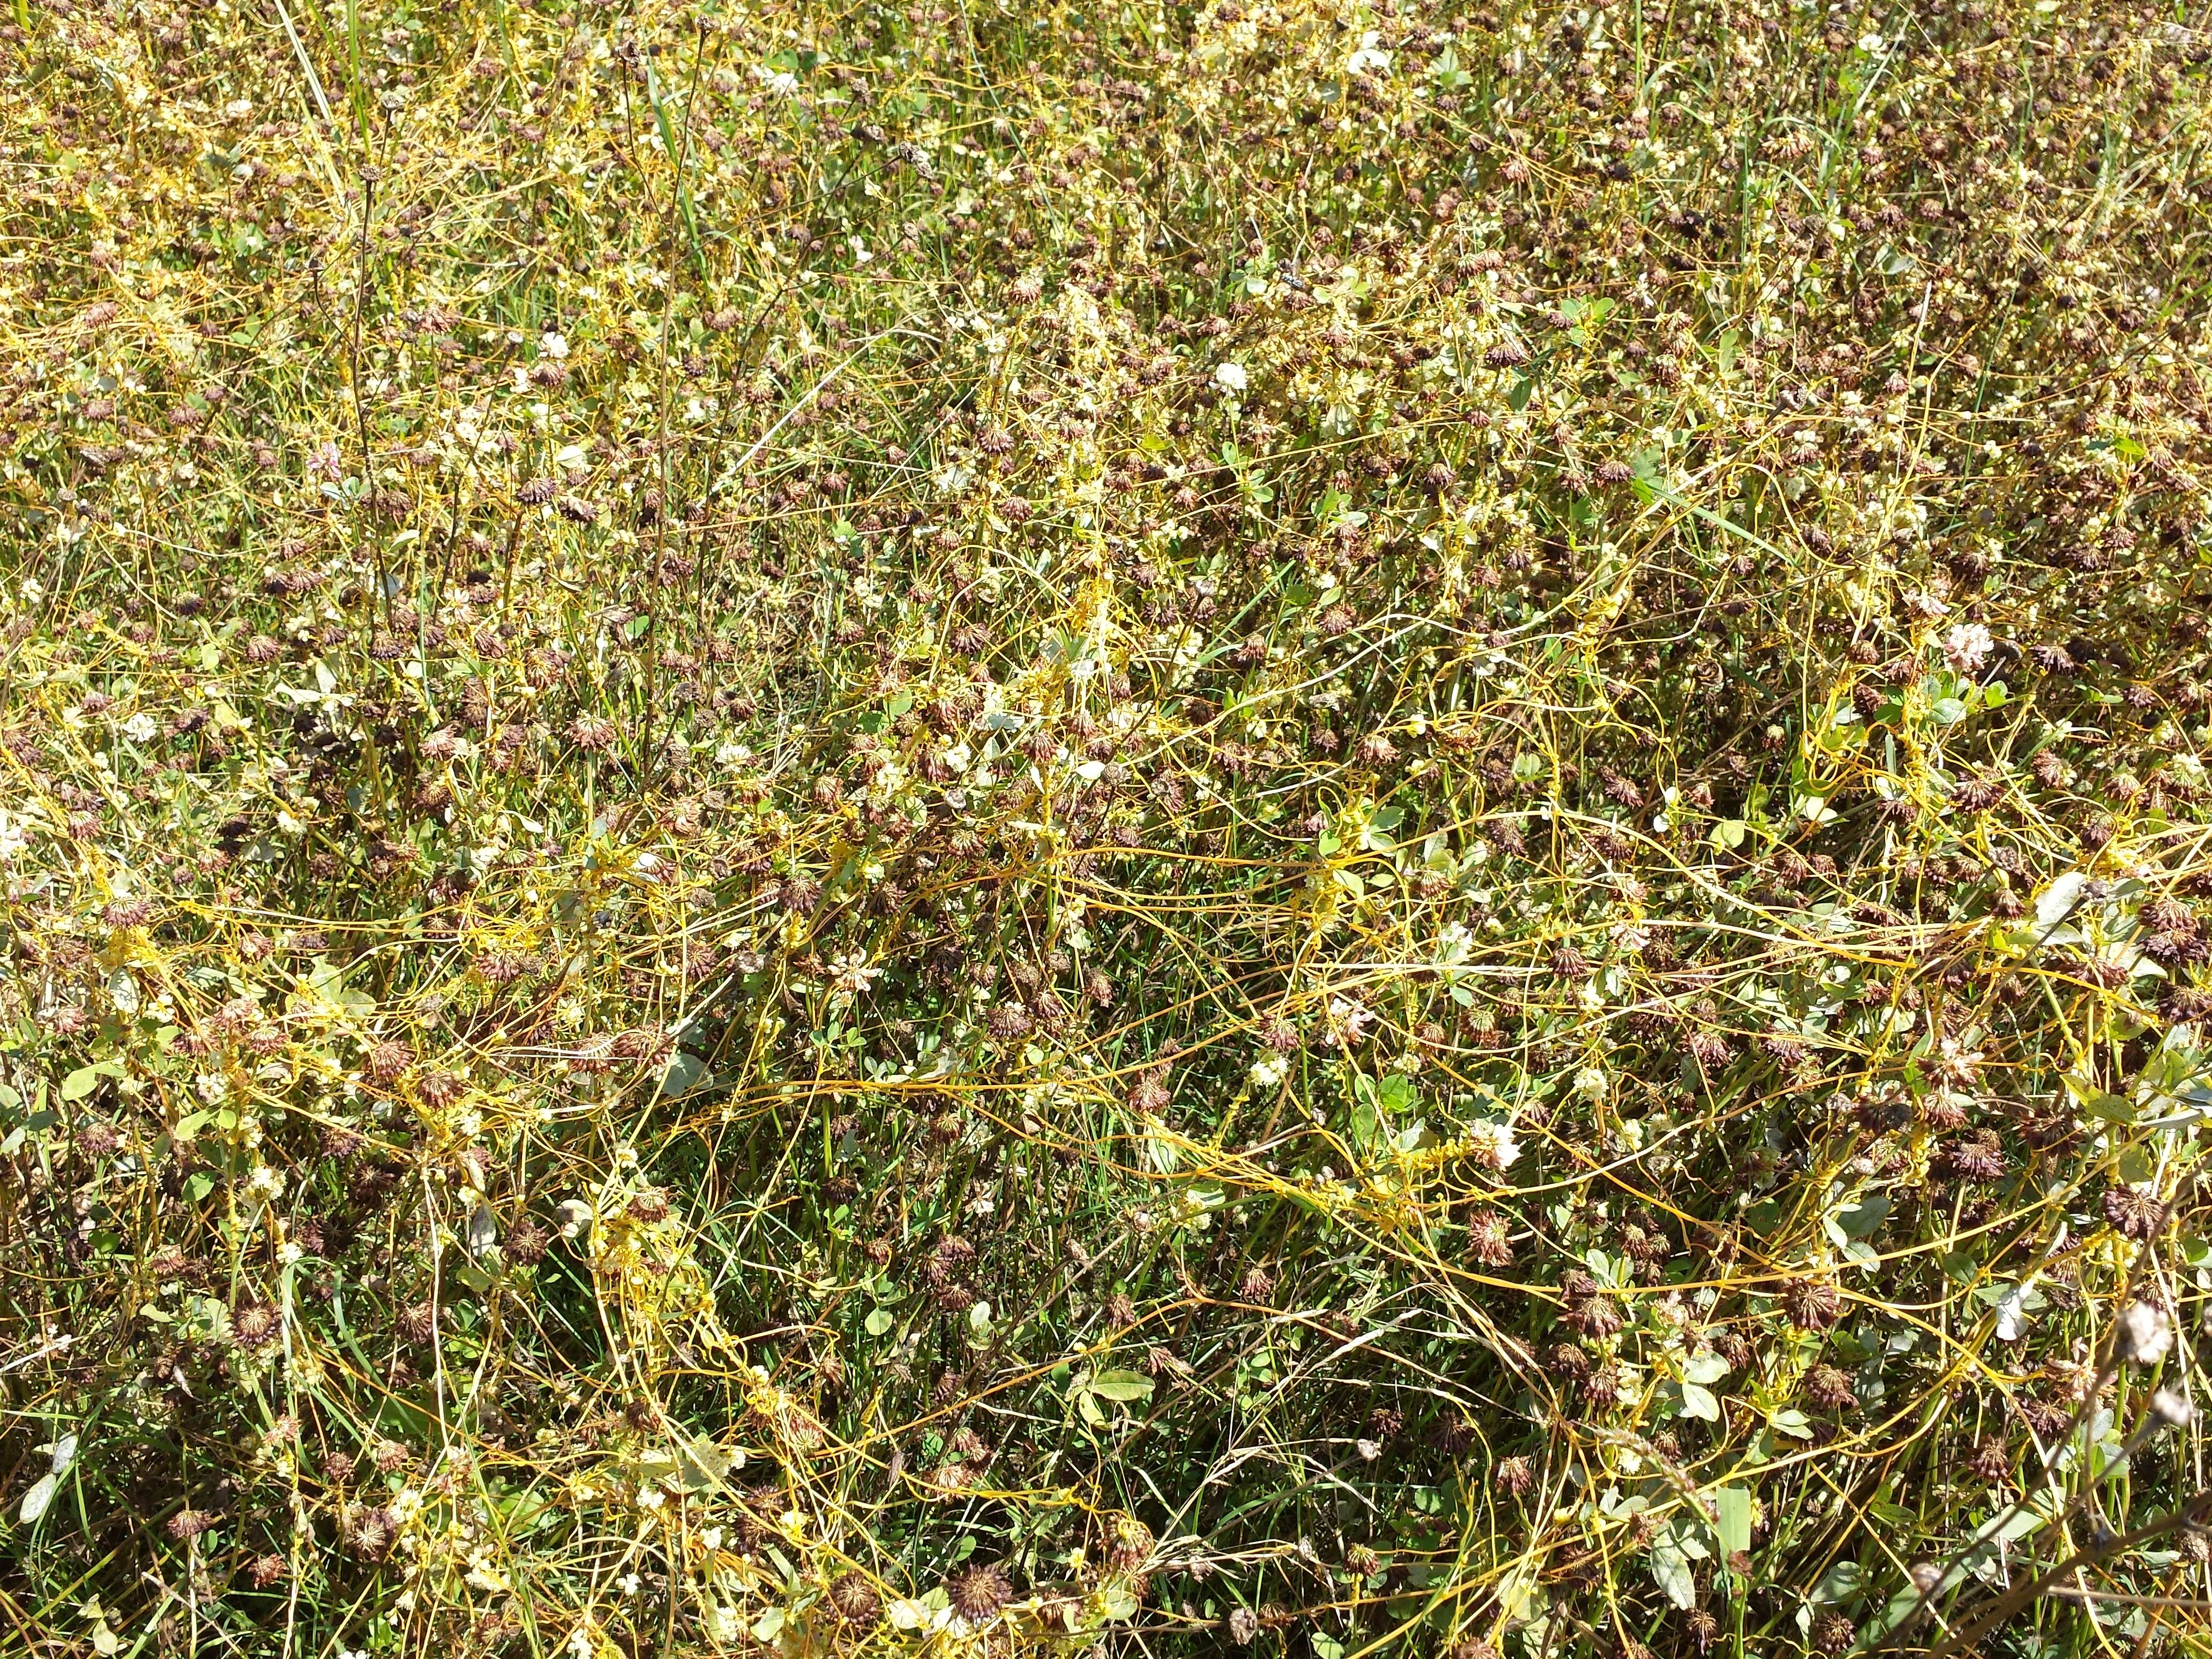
[[3, 0, 2212, 1655]]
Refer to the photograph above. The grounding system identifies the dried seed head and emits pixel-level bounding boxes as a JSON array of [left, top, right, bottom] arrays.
[[947, 1563, 1013, 1623], [828, 1572, 880, 1626]]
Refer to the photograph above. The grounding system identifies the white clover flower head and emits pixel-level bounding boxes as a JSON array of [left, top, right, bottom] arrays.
[[2117, 1300, 2173, 1367], [1322, 996, 1374, 1048], [2150, 1386, 2194, 1427], [1941, 621, 1994, 674], [830, 952, 881, 995], [1470, 1118, 1521, 1170], [1214, 361, 1249, 394]]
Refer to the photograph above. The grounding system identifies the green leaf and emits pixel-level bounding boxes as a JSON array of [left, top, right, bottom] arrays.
[[61, 1066, 101, 1103], [1710, 818, 1748, 849], [1833, 1193, 1891, 1239], [1813, 1559, 1864, 1605], [1649, 1537, 1698, 1609], [1089, 1370, 1155, 1403], [1680, 1381, 1721, 1421], [183, 1172, 215, 1202], [1714, 1486, 1752, 1556], [17, 1471, 59, 1527], [865, 1306, 894, 1336], [659, 1050, 705, 1098], [2064, 1073, 2135, 1122]]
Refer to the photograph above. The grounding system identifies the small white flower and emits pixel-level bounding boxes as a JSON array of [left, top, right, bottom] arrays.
[[617, 1572, 641, 1595], [1214, 361, 1249, 394], [1857, 30, 1886, 52], [539, 330, 569, 360], [122, 712, 158, 743], [194, 1072, 230, 1105], [1941, 622, 1994, 674], [1573, 1066, 1609, 1100], [1250, 1053, 1288, 1088], [465, 1557, 510, 1594]]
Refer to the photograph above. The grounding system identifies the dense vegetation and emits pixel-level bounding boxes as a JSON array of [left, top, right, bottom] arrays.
[[4, 0, 2212, 1653]]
